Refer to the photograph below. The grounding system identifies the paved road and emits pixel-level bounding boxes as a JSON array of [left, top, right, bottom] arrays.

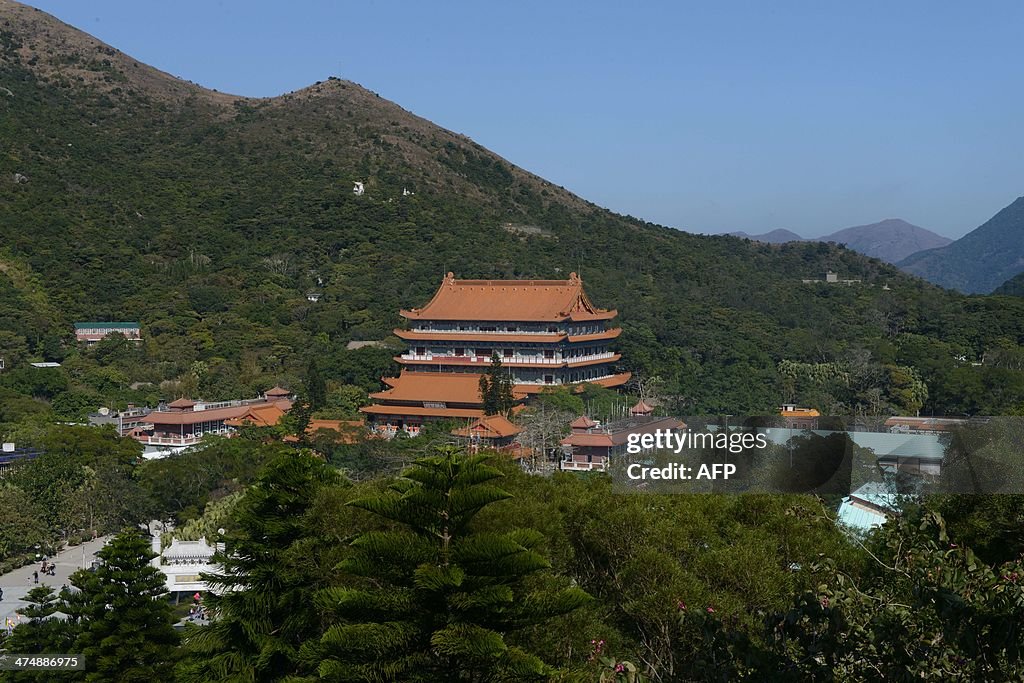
[[0, 537, 110, 629]]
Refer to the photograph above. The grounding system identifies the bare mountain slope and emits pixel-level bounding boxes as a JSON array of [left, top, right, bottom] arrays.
[[822, 219, 951, 264]]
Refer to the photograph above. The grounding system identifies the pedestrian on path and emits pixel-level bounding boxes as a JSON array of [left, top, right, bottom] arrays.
[[32, 570, 38, 584]]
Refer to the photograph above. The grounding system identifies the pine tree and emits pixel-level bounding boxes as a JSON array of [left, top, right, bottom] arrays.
[[308, 446, 590, 681], [176, 453, 344, 682], [479, 353, 516, 416], [64, 529, 179, 682], [306, 358, 328, 411], [479, 373, 494, 415], [2, 585, 77, 682], [285, 398, 315, 445]]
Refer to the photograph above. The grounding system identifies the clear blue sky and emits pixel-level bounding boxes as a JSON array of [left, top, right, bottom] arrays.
[[24, 1, 1024, 238]]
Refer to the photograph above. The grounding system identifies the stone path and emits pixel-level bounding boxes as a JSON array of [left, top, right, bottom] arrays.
[[0, 536, 110, 629]]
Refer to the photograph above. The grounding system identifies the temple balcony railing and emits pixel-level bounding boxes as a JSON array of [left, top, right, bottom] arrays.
[[399, 352, 615, 366], [516, 371, 621, 386], [137, 434, 225, 446], [410, 328, 565, 335]]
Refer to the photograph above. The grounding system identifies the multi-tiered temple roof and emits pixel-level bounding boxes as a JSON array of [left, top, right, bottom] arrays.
[[399, 272, 617, 322], [362, 272, 630, 435]]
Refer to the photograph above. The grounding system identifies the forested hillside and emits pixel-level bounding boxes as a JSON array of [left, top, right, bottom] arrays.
[[994, 271, 1024, 297], [3, 0, 1024, 417]]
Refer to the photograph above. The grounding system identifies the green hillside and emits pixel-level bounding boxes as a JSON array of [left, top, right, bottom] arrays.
[[2, 0, 1024, 417], [994, 271, 1024, 296]]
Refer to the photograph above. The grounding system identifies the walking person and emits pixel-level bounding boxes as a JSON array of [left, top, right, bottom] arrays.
[[32, 570, 38, 584]]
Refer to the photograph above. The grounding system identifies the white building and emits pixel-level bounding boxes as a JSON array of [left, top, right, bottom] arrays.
[[151, 533, 222, 595]]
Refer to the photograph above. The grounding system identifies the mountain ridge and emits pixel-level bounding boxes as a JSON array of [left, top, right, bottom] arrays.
[[730, 219, 951, 263], [727, 228, 804, 244], [0, 0, 591, 216], [898, 197, 1024, 294], [822, 218, 952, 263]]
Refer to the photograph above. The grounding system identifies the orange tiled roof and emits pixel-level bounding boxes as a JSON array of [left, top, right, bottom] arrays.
[[631, 400, 654, 414], [360, 405, 486, 419], [370, 371, 527, 405], [150, 399, 292, 425], [595, 372, 632, 388], [224, 403, 288, 428], [167, 398, 197, 409], [400, 272, 616, 322], [561, 433, 615, 447], [567, 329, 622, 343], [283, 419, 367, 444], [394, 329, 567, 343], [451, 414, 523, 439], [150, 403, 249, 425], [570, 415, 598, 429], [307, 419, 365, 444], [780, 407, 821, 418], [561, 416, 685, 447], [264, 386, 292, 397]]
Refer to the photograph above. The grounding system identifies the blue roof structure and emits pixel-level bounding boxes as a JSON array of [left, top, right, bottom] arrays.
[[837, 481, 902, 534]]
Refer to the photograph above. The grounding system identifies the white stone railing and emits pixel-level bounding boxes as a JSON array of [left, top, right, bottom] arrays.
[[561, 460, 608, 472], [141, 435, 203, 446]]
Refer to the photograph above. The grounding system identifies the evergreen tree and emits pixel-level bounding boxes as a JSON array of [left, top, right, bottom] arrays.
[[284, 398, 315, 446], [479, 353, 516, 416], [306, 358, 328, 412], [177, 453, 344, 682], [64, 529, 179, 682], [308, 446, 590, 681], [2, 585, 77, 682]]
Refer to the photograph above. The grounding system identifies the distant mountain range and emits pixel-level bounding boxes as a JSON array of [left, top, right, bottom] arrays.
[[727, 228, 804, 244], [729, 219, 952, 264], [898, 197, 1024, 294]]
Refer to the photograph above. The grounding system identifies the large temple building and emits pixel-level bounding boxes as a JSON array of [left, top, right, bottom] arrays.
[[363, 272, 630, 434]]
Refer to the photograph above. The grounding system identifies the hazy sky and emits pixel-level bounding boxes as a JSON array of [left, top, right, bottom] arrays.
[[24, 1, 1024, 238]]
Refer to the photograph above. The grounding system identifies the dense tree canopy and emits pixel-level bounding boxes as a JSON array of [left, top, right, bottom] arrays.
[[0, 432, 1020, 681]]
